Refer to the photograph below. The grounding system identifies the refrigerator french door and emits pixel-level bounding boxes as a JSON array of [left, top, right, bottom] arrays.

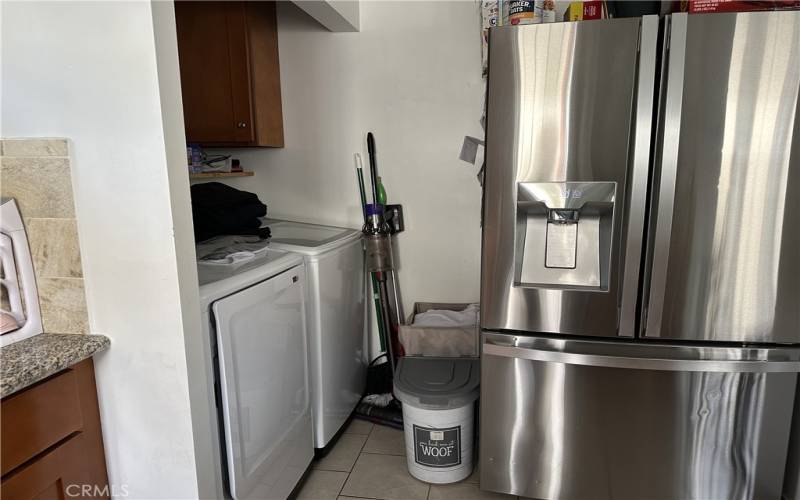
[[480, 12, 800, 500]]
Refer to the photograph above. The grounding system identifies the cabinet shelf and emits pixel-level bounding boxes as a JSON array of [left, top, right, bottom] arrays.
[[189, 171, 254, 180]]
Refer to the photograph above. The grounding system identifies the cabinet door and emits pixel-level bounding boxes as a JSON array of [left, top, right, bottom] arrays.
[[1, 434, 106, 500], [1, 370, 83, 476], [175, 1, 254, 144], [244, 1, 284, 147]]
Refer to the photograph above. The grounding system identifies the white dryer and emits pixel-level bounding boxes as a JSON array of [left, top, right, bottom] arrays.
[[263, 219, 366, 449], [197, 241, 313, 499]]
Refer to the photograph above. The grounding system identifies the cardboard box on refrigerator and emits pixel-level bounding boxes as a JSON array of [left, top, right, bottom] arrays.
[[563, 1, 605, 20], [677, 0, 800, 13]]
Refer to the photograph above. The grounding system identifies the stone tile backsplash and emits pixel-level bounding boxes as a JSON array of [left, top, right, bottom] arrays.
[[27, 218, 83, 279], [1, 138, 89, 334], [1, 138, 70, 157], [37, 278, 89, 334], [1, 157, 76, 219]]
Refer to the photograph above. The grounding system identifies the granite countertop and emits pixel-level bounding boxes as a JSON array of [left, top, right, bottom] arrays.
[[1, 333, 110, 398]]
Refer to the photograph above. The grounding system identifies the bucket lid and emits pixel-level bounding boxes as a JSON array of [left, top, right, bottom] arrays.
[[393, 357, 480, 410]]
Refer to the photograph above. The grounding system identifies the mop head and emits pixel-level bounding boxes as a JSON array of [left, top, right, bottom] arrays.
[[355, 355, 403, 428], [362, 393, 394, 407], [354, 394, 403, 429]]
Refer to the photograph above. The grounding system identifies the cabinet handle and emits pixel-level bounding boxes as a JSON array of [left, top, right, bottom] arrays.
[[237, 121, 247, 128]]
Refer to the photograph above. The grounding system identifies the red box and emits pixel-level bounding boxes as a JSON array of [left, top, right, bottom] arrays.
[[582, 1, 603, 19], [679, 0, 800, 13]]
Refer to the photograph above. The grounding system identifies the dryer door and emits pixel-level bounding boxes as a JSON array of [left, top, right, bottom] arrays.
[[212, 265, 312, 499]]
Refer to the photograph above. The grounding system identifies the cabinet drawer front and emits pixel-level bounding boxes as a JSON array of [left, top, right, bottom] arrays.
[[1, 433, 91, 500], [1, 370, 83, 475]]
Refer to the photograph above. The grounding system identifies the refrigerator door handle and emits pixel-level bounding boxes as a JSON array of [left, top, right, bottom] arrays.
[[643, 14, 688, 338], [483, 337, 800, 373], [618, 15, 659, 337]]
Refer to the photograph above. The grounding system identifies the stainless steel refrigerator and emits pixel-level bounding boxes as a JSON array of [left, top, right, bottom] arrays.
[[480, 11, 800, 500]]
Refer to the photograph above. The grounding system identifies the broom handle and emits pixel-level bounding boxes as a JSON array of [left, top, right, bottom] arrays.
[[367, 132, 379, 206]]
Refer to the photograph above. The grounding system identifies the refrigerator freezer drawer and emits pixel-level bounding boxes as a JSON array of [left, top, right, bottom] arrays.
[[480, 333, 800, 500]]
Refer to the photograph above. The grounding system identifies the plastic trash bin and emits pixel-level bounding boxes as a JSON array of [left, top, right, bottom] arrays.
[[393, 357, 480, 483]]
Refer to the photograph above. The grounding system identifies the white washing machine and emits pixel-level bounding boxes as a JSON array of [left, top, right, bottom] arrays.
[[263, 219, 366, 449], [197, 240, 313, 499]]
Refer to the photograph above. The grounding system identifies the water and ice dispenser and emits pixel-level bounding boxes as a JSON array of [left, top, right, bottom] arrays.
[[515, 182, 616, 290]]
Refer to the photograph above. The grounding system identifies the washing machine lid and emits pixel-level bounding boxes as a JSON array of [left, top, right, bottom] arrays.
[[262, 219, 361, 255], [197, 247, 303, 307]]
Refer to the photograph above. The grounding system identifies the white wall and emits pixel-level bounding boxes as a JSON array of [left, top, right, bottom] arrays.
[[1, 1, 211, 497], [150, 2, 220, 498], [216, 1, 485, 324]]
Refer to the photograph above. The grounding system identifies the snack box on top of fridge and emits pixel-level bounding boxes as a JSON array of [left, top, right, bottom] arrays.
[[500, 0, 605, 26], [564, 1, 605, 20], [505, 0, 541, 25], [677, 0, 800, 13]]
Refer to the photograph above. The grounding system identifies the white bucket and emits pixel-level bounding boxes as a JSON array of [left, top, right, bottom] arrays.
[[401, 402, 474, 484]]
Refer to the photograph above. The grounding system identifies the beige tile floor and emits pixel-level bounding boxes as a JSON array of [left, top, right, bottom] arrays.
[[296, 419, 521, 500]]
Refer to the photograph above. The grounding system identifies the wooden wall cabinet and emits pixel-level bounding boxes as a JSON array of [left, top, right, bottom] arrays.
[[1, 360, 109, 500], [175, 1, 284, 147]]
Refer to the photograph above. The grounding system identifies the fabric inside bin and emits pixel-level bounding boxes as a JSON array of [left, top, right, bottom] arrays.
[[412, 303, 479, 328]]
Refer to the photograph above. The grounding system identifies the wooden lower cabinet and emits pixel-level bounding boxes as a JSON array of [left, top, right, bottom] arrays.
[[2, 434, 89, 500], [1, 360, 108, 500]]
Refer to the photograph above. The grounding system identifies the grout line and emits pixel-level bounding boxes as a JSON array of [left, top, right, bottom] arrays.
[[356, 433, 368, 454], [328, 423, 436, 500], [424, 466, 432, 500], [0, 156, 70, 159], [35, 276, 85, 281], [335, 468, 349, 499], [342, 421, 374, 438], [23, 217, 78, 221], [334, 423, 365, 500], [358, 451, 404, 456]]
